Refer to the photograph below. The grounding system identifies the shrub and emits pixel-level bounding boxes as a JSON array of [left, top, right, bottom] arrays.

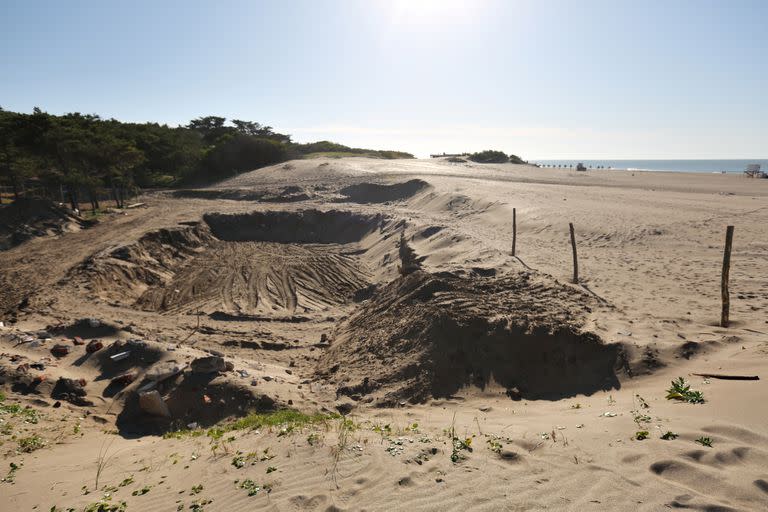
[[468, 150, 509, 164]]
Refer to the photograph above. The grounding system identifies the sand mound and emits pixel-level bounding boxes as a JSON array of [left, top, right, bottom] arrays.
[[318, 270, 623, 404], [338, 179, 430, 203], [0, 198, 89, 250], [172, 186, 311, 202], [77, 210, 386, 316]]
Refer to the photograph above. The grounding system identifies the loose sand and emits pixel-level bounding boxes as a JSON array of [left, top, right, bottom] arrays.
[[1, 158, 767, 511]]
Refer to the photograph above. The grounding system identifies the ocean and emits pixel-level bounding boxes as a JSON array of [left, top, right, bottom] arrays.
[[531, 159, 768, 174]]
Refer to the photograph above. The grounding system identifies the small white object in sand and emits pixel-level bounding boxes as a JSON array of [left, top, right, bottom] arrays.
[[601, 412, 617, 417]]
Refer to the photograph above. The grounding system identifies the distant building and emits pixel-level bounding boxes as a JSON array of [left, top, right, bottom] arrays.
[[576, 163, 587, 172]]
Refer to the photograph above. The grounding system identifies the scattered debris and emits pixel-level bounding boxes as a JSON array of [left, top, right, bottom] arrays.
[[50, 344, 71, 357], [138, 390, 171, 417], [190, 356, 228, 374]]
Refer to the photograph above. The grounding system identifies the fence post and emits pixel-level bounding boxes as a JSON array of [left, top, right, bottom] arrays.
[[569, 222, 579, 284], [512, 208, 517, 256], [721, 226, 734, 327]]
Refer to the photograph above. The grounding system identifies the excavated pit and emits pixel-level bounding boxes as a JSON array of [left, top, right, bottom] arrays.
[[318, 271, 624, 404], [77, 210, 388, 317], [337, 179, 431, 204]]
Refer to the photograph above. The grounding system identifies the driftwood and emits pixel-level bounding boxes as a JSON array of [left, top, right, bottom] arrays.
[[692, 373, 759, 381]]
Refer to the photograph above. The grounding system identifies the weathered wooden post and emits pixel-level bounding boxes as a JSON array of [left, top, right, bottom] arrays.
[[569, 222, 579, 284], [512, 208, 517, 256], [721, 226, 734, 327]]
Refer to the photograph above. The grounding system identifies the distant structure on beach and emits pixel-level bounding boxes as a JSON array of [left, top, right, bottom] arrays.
[[576, 163, 587, 172], [430, 152, 467, 158], [744, 163, 765, 178]]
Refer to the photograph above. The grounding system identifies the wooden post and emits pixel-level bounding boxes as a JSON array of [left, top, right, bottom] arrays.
[[721, 226, 734, 327], [569, 222, 579, 284], [512, 208, 517, 256]]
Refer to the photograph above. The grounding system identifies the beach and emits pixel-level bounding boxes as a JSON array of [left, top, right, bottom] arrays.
[[1, 157, 767, 511]]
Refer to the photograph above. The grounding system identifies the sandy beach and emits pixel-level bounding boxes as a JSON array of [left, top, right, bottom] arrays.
[[1, 157, 767, 511]]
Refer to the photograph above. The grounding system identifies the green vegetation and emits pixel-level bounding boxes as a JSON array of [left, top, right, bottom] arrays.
[[236, 478, 266, 497], [2, 461, 21, 483], [164, 409, 339, 439], [0, 400, 40, 424], [82, 499, 128, 512], [0, 108, 413, 209], [635, 430, 650, 440], [132, 484, 152, 496], [467, 150, 526, 164], [17, 435, 44, 453], [696, 436, 713, 447], [666, 377, 705, 404], [297, 141, 412, 160], [660, 431, 679, 440]]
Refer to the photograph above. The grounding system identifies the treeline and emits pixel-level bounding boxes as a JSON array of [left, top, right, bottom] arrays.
[[0, 108, 413, 211], [467, 150, 526, 164]]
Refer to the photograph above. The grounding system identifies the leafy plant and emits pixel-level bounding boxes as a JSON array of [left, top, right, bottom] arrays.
[[660, 431, 679, 440], [486, 438, 503, 453], [189, 499, 212, 511], [17, 435, 44, 453], [635, 431, 649, 440], [0, 402, 40, 424], [132, 485, 151, 496], [266, 466, 277, 474], [237, 479, 261, 496], [2, 461, 21, 483], [82, 500, 127, 512], [190, 484, 203, 495], [696, 436, 713, 447], [666, 377, 705, 404]]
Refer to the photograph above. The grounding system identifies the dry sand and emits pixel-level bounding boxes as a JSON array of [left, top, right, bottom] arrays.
[[1, 157, 767, 511]]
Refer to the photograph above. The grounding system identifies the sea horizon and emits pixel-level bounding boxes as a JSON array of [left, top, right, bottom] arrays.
[[531, 159, 768, 173]]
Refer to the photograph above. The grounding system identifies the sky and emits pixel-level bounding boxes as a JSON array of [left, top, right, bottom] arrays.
[[1, 0, 766, 159]]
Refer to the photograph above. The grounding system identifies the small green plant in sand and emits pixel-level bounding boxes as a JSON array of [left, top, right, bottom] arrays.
[[2, 461, 21, 483], [486, 437, 503, 453], [0, 400, 40, 424], [266, 466, 277, 474], [118, 476, 134, 487], [660, 431, 679, 440], [666, 377, 705, 404], [307, 432, 320, 446], [132, 484, 151, 496], [189, 498, 213, 511], [695, 436, 713, 447], [163, 410, 338, 440], [330, 416, 358, 487], [17, 435, 44, 453], [80, 497, 128, 512], [190, 484, 203, 495], [635, 431, 650, 440], [447, 417, 473, 463], [236, 478, 271, 497]]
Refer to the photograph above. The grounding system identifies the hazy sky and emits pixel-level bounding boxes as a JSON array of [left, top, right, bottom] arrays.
[[2, 0, 766, 158]]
